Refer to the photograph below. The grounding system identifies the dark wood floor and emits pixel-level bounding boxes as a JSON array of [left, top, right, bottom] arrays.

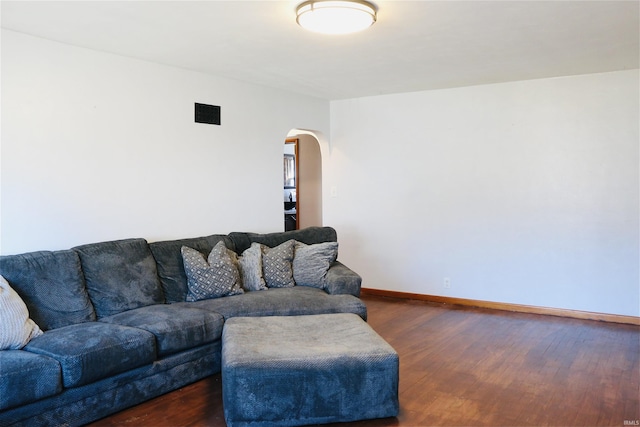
[[89, 295, 640, 427]]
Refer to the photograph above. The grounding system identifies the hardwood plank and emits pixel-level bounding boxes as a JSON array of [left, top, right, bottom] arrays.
[[88, 295, 640, 427]]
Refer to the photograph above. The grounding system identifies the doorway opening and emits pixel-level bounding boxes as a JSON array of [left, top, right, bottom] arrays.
[[284, 138, 298, 231], [283, 133, 323, 231]]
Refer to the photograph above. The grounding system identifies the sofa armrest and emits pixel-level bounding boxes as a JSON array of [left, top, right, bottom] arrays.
[[324, 261, 362, 297]]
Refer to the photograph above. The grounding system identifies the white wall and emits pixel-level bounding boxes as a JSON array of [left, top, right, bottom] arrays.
[[328, 70, 639, 316], [2, 31, 637, 317], [1, 30, 329, 254]]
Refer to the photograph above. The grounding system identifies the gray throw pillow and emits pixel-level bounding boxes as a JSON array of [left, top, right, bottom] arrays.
[[181, 242, 244, 302], [293, 241, 339, 289], [261, 240, 295, 288], [238, 243, 267, 291]]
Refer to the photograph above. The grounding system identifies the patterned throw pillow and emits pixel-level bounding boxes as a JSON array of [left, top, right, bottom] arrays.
[[181, 242, 244, 302], [238, 243, 267, 291], [0, 275, 43, 350], [261, 240, 295, 288], [293, 241, 339, 289]]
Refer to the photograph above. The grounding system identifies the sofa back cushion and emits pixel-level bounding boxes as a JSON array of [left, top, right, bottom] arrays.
[[149, 235, 233, 303], [0, 275, 43, 350], [229, 226, 337, 254], [73, 239, 164, 318], [0, 250, 96, 330]]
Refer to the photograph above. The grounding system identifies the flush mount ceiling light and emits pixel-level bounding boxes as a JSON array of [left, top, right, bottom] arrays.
[[296, 0, 377, 35]]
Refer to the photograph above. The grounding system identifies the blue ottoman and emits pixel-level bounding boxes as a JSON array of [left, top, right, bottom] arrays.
[[221, 313, 399, 427]]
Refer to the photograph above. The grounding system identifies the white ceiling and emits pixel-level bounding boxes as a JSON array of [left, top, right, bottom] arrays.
[[2, 0, 638, 100]]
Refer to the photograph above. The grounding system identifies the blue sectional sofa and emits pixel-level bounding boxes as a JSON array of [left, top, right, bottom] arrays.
[[0, 227, 365, 427]]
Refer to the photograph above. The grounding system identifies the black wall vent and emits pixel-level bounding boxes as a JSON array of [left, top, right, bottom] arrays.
[[195, 103, 221, 125]]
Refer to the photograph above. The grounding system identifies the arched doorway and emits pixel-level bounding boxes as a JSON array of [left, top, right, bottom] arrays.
[[283, 133, 322, 231]]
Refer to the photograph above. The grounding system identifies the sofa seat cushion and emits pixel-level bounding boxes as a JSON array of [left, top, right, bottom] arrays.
[[73, 239, 165, 318], [24, 322, 156, 388], [100, 304, 224, 356], [176, 286, 367, 321], [0, 350, 62, 411]]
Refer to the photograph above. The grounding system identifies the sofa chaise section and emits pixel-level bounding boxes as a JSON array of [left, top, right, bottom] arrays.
[[227, 227, 362, 297], [177, 286, 367, 320]]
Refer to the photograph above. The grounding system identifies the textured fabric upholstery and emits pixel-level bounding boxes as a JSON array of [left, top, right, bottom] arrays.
[[261, 240, 295, 288], [228, 226, 337, 254], [73, 239, 164, 318], [175, 286, 367, 321], [237, 243, 267, 291], [228, 227, 355, 294], [0, 275, 43, 350], [182, 243, 244, 301], [149, 234, 233, 303], [1, 227, 365, 427], [0, 342, 221, 427], [100, 304, 224, 356], [24, 322, 156, 388], [222, 314, 399, 427], [0, 350, 62, 411], [324, 261, 363, 297], [292, 241, 339, 289], [0, 250, 95, 330]]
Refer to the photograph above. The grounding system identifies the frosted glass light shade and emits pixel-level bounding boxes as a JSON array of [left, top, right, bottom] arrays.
[[296, 0, 377, 35]]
